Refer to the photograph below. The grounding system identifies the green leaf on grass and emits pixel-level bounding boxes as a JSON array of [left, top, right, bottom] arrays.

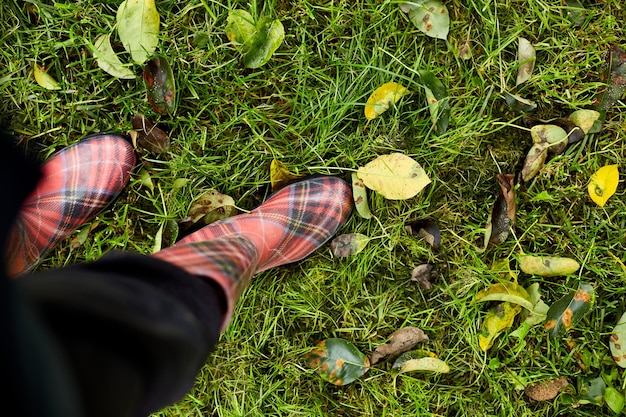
[[577, 376, 606, 406], [610, 311, 626, 368], [544, 283, 594, 338], [33, 64, 60, 90], [117, 0, 160, 64], [91, 34, 135, 79], [357, 153, 431, 200], [304, 338, 369, 386], [351, 173, 372, 219], [243, 17, 284, 68], [143, 56, 176, 115], [330, 233, 370, 258], [225, 9, 256, 45], [391, 350, 450, 379], [475, 282, 533, 311], [479, 302, 521, 351], [510, 283, 550, 339], [420, 71, 450, 134], [605, 387, 625, 414], [400, 1, 450, 40], [519, 255, 580, 277]]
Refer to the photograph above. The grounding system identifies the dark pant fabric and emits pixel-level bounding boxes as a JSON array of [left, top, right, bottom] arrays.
[[0, 132, 225, 417]]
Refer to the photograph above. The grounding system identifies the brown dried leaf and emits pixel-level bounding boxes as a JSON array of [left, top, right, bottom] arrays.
[[485, 174, 516, 246], [411, 264, 438, 290], [405, 219, 441, 250], [370, 327, 429, 365], [525, 377, 569, 401], [131, 114, 169, 153]]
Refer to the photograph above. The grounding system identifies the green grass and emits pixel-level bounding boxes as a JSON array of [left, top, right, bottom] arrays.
[[2, 0, 626, 416]]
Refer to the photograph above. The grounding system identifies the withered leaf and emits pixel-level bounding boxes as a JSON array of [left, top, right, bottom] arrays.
[[179, 189, 237, 235], [131, 114, 170, 153], [521, 143, 548, 182], [525, 377, 570, 401], [405, 219, 441, 249], [485, 174, 516, 246], [370, 327, 429, 365], [597, 45, 626, 114], [330, 233, 369, 258], [411, 264, 438, 290]]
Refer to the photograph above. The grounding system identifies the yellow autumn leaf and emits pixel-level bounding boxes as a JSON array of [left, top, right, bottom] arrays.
[[270, 159, 305, 192], [356, 153, 431, 200], [588, 164, 619, 207], [33, 64, 60, 90], [478, 302, 521, 351], [364, 82, 410, 120]]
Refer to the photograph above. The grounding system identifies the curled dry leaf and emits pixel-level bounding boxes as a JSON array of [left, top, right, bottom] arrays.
[[371, 327, 429, 365], [405, 219, 441, 249], [516, 37, 536, 86], [411, 264, 438, 290], [330, 233, 370, 258], [364, 82, 411, 120], [356, 153, 431, 200], [484, 174, 516, 247], [525, 377, 570, 401], [588, 164, 619, 207], [131, 114, 169, 153]]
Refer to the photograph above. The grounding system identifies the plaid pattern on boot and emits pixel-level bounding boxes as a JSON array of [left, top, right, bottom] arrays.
[[5, 134, 136, 277], [154, 176, 352, 330], [178, 176, 353, 272]]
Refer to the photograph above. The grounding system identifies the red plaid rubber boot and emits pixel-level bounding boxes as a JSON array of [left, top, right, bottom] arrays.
[[153, 176, 353, 329], [5, 134, 136, 277]]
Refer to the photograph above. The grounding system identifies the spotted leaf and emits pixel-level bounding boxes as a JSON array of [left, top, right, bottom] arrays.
[[588, 164, 619, 207], [400, 1, 450, 40], [351, 172, 372, 219], [519, 255, 580, 277], [364, 82, 411, 120], [479, 302, 521, 351], [304, 338, 369, 386], [610, 311, 626, 368], [143, 56, 176, 115], [544, 283, 594, 338]]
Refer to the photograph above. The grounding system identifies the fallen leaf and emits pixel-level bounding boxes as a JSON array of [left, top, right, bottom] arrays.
[[610, 311, 626, 368], [503, 92, 537, 112], [475, 282, 534, 311], [269, 159, 305, 192], [411, 264, 438, 290], [544, 282, 594, 338], [179, 189, 237, 234], [143, 56, 176, 115], [304, 338, 369, 386], [588, 164, 619, 207], [243, 17, 284, 68], [596, 45, 626, 115], [563, 0, 586, 27], [225, 9, 256, 45], [458, 37, 473, 60], [520, 143, 548, 182], [391, 350, 450, 380], [479, 302, 521, 351], [33, 64, 60, 90], [330, 233, 370, 258], [370, 327, 429, 365], [117, 0, 160, 64], [351, 173, 372, 219], [131, 114, 169, 153], [91, 34, 136, 79], [577, 376, 606, 406], [605, 387, 625, 414], [405, 219, 441, 249], [400, 1, 450, 40], [525, 377, 569, 401], [516, 38, 536, 86], [568, 109, 601, 135], [484, 173, 516, 246], [357, 153, 430, 200], [518, 254, 580, 276], [420, 71, 450, 134], [510, 283, 550, 339], [364, 82, 411, 120]]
